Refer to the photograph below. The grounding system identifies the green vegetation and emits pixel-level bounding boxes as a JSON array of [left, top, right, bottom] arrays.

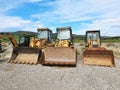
[[72, 34, 84, 43], [0, 31, 37, 43], [52, 33, 57, 41], [13, 31, 37, 37], [12, 31, 37, 41], [72, 35, 120, 43], [101, 37, 120, 43], [0, 31, 120, 43]]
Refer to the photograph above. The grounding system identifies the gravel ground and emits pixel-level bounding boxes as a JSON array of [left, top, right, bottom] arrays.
[[0, 43, 120, 90]]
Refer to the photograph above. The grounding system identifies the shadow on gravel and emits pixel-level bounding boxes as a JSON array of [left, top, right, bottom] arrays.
[[0, 58, 9, 64]]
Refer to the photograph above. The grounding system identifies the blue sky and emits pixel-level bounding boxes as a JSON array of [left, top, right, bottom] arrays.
[[0, 0, 120, 36]]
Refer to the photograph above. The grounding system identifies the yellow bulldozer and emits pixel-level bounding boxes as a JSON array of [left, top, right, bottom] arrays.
[[30, 28, 53, 48], [83, 30, 115, 66], [0, 28, 53, 65], [40, 27, 77, 66]]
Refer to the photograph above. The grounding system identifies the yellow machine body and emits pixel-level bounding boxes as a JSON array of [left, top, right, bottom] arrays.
[[83, 30, 115, 66], [0, 28, 52, 65], [40, 27, 76, 66]]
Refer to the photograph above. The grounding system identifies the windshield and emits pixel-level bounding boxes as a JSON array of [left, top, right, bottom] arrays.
[[57, 29, 71, 40], [38, 31, 48, 39], [19, 37, 25, 44], [87, 32, 99, 40]]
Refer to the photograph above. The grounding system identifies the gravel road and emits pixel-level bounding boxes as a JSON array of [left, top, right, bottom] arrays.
[[0, 43, 120, 90]]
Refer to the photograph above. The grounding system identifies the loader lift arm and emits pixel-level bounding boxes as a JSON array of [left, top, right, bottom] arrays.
[[0, 32, 41, 64], [0, 28, 53, 65], [0, 33, 18, 47]]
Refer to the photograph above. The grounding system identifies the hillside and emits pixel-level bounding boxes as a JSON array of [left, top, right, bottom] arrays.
[[12, 31, 37, 37], [0, 31, 120, 43]]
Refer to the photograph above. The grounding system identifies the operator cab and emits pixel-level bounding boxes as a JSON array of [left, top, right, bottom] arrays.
[[37, 28, 52, 42], [56, 27, 72, 41], [55, 27, 73, 47], [19, 36, 30, 47], [85, 30, 101, 48]]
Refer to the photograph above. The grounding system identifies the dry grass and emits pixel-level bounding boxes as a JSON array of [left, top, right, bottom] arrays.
[[102, 43, 120, 58]]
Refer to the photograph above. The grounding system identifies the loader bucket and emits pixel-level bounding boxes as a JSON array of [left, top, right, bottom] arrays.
[[83, 50, 115, 67], [41, 47, 76, 66], [9, 47, 41, 65]]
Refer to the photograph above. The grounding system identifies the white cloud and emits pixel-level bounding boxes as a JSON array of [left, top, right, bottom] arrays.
[[0, 0, 119, 36], [0, 15, 44, 32], [32, 0, 120, 22], [0, 16, 31, 29], [0, 0, 42, 13], [79, 18, 120, 36], [31, 0, 120, 36], [22, 21, 44, 32], [0, 0, 44, 32]]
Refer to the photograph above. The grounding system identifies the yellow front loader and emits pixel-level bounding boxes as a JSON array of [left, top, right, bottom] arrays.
[[83, 30, 115, 66], [0, 28, 53, 65], [29, 28, 53, 48], [40, 27, 76, 66]]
